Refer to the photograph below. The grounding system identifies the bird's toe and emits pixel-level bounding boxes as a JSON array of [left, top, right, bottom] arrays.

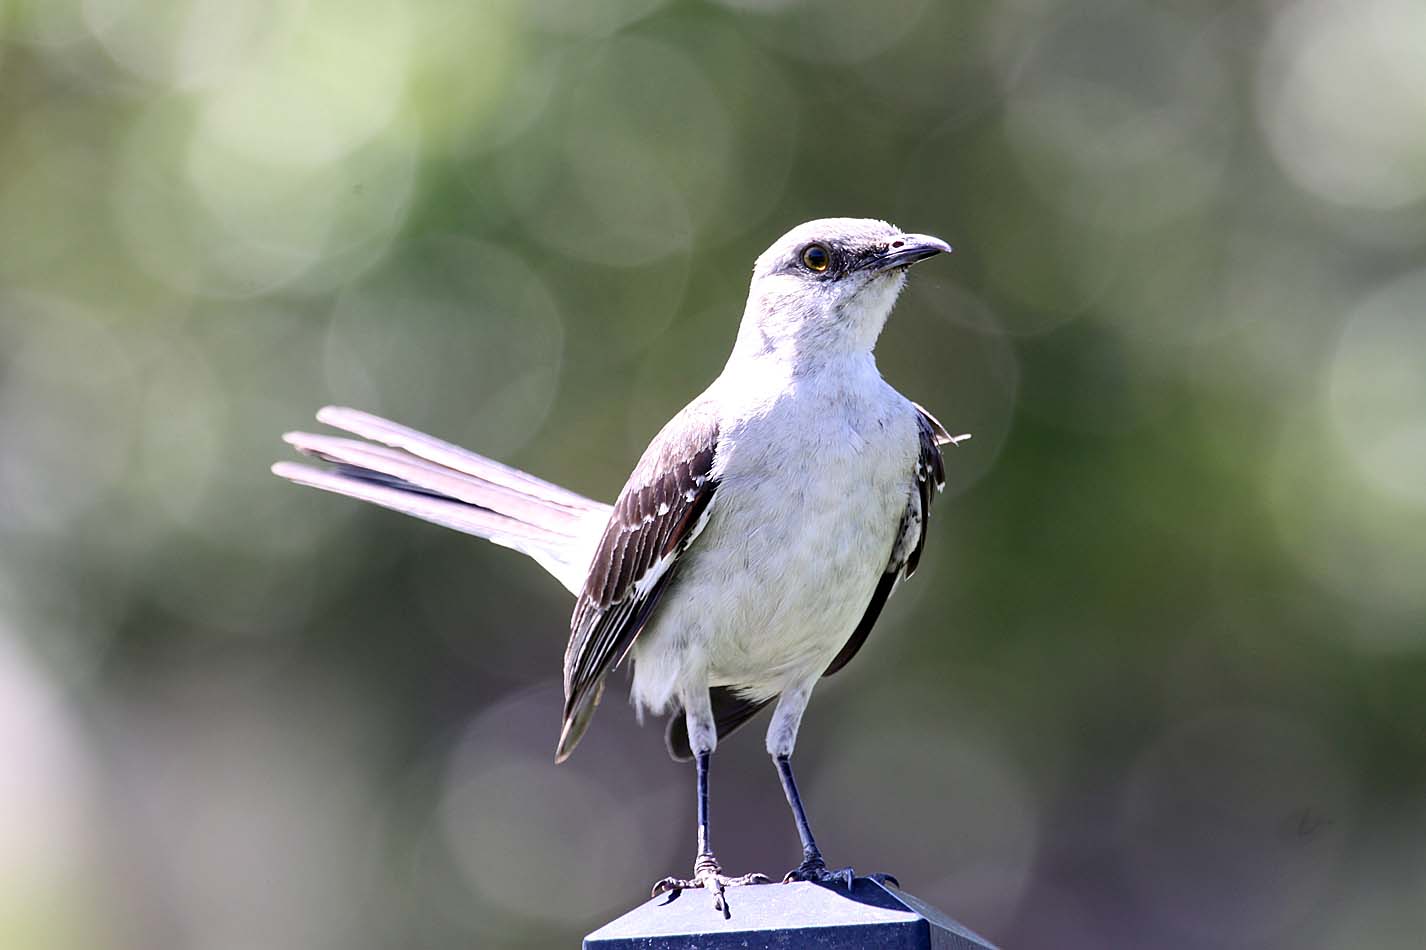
[[651, 857, 770, 915], [782, 858, 876, 890], [651, 876, 690, 899]]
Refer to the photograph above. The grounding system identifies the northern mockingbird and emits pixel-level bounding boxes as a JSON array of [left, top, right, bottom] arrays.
[[274, 218, 965, 914]]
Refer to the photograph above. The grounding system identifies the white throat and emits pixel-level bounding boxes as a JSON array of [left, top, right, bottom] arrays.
[[728, 270, 907, 375]]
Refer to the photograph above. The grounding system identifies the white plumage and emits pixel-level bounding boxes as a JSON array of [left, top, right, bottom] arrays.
[[274, 217, 964, 903], [628, 350, 920, 759]]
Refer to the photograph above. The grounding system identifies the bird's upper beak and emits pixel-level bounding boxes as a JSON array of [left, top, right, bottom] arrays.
[[870, 234, 953, 272]]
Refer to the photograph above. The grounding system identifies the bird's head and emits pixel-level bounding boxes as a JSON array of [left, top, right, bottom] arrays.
[[736, 217, 952, 364]]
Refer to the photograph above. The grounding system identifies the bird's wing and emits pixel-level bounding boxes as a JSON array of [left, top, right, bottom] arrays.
[[555, 405, 721, 762], [823, 403, 953, 678]]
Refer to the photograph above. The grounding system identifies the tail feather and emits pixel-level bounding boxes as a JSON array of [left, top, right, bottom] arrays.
[[272, 460, 572, 549], [274, 408, 610, 595], [282, 432, 594, 534], [315, 407, 604, 513]]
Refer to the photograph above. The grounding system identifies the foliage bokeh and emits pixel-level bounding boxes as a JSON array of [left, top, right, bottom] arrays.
[[2, 1, 1425, 947]]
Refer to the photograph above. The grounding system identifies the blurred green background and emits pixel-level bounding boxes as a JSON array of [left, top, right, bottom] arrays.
[[3, 0, 1425, 947]]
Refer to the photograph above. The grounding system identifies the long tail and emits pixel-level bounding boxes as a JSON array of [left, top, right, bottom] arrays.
[[273, 407, 610, 595]]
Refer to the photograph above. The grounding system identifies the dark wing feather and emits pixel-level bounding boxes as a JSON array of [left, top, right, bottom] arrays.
[[556, 408, 720, 762], [823, 403, 950, 678], [664, 687, 775, 762]]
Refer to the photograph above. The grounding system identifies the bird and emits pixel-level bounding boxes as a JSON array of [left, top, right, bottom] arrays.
[[273, 217, 967, 915]]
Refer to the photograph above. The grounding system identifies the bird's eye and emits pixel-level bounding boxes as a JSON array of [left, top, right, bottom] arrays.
[[801, 244, 830, 273]]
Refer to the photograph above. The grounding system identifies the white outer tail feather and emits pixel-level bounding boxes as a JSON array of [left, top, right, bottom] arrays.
[[273, 407, 610, 595]]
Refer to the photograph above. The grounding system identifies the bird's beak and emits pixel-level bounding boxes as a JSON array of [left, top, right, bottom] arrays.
[[871, 234, 953, 272]]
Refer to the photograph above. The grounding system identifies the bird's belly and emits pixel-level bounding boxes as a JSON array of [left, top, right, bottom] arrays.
[[655, 449, 908, 697], [701, 487, 889, 687]]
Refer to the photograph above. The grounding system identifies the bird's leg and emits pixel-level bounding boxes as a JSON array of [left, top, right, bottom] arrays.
[[775, 754, 898, 889], [652, 750, 769, 916], [774, 753, 852, 887]]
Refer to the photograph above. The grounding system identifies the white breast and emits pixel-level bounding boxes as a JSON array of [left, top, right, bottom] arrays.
[[628, 359, 918, 715]]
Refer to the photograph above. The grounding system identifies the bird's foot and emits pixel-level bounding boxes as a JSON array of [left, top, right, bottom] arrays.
[[782, 855, 853, 889], [782, 855, 899, 890], [652, 853, 771, 917]]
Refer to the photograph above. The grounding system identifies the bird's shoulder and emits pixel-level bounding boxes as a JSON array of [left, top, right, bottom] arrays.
[[578, 395, 721, 610], [623, 396, 721, 492]]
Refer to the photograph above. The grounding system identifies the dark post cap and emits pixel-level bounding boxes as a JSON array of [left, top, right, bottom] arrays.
[[584, 877, 998, 950]]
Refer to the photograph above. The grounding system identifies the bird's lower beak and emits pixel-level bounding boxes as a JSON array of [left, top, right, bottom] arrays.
[[872, 234, 953, 272]]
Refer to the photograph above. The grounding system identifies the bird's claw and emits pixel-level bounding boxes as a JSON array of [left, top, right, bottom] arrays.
[[782, 856, 855, 889], [783, 857, 899, 890], [652, 855, 770, 917]]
